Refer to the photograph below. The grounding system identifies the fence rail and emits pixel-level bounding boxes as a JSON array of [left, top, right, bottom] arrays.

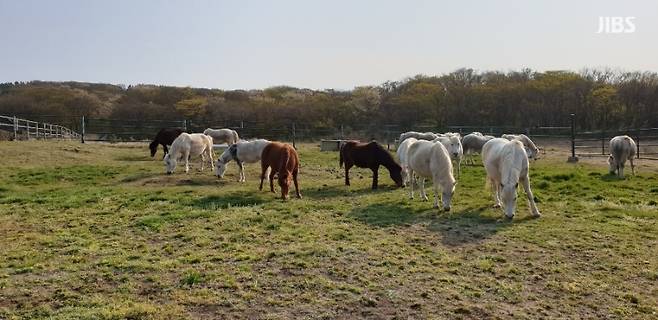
[[0, 115, 80, 140]]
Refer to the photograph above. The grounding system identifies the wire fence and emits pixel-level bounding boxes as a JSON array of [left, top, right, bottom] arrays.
[[0, 115, 80, 140], [3, 114, 657, 160]]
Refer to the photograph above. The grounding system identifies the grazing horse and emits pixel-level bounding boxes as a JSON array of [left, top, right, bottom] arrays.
[[399, 131, 439, 143], [149, 128, 184, 158], [501, 134, 540, 160], [433, 135, 464, 177], [462, 133, 495, 164], [482, 138, 540, 219], [164, 133, 214, 174], [203, 128, 240, 145], [340, 141, 404, 189], [215, 139, 271, 181], [407, 140, 456, 211], [608, 135, 636, 178], [259, 142, 301, 200], [396, 137, 418, 186]]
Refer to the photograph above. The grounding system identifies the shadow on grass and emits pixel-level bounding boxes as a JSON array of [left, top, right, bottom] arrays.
[[188, 191, 267, 209], [349, 202, 535, 246], [302, 183, 402, 199], [600, 173, 624, 182], [115, 154, 154, 162]]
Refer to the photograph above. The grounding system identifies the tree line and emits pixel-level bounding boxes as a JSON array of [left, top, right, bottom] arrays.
[[1, 68, 657, 133]]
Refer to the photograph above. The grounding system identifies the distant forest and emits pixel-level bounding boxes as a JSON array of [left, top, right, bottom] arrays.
[[1, 68, 657, 131]]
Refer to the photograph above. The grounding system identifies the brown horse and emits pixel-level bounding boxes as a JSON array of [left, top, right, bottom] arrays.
[[259, 142, 301, 200], [149, 128, 184, 158], [339, 140, 404, 189]]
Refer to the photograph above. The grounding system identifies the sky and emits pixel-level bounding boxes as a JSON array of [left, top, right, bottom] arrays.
[[1, 0, 657, 90]]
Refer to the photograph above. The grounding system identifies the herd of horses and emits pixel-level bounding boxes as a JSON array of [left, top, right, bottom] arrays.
[[149, 128, 638, 219]]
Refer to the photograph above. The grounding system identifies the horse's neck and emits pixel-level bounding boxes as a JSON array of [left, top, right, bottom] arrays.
[[501, 148, 524, 184]]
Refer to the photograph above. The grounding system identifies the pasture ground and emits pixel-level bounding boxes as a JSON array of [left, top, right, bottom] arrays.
[[0, 140, 657, 319]]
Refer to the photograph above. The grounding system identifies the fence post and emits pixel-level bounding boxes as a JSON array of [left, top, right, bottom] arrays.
[[567, 113, 578, 162], [81, 116, 86, 143], [182, 119, 187, 132], [340, 124, 344, 140], [636, 132, 640, 159], [13, 116, 18, 140], [292, 123, 296, 149], [601, 130, 605, 155]]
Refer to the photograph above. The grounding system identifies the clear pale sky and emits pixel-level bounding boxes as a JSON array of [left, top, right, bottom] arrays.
[[1, 0, 656, 90]]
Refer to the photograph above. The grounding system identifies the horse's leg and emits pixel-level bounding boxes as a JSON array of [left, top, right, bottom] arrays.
[[238, 161, 245, 182], [420, 177, 428, 201], [184, 150, 191, 173], [200, 153, 206, 171], [259, 163, 268, 191], [619, 162, 625, 179], [432, 177, 439, 208], [409, 169, 415, 199], [371, 166, 378, 190], [630, 157, 636, 175], [522, 175, 541, 217], [344, 163, 352, 186], [457, 158, 461, 177], [269, 169, 276, 193], [492, 179, 502, 208], [207, 149, 214, 171], [293, 168, 302, 199]]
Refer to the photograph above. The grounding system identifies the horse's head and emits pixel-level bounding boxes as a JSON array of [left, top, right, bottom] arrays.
[[149, 141, 158, 157], [390, 165, 404, 188], [163, 153, 176, 174], [447, 136, 463, 159], [441, 181, 457, 211], [215, 159, 228, 178], [608, 155, 616, 174], [499, 182, 519, 218]]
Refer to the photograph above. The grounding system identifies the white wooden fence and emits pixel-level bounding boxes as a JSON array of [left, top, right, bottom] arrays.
[[0, 115, 80, 140]]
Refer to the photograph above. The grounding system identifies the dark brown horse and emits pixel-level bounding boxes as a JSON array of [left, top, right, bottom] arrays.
[[260, 142, 301, 200], [339, 140, 404, 189], [149, 128, 184, 158]]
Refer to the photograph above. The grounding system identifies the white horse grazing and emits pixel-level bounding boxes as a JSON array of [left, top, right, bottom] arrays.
[[462, 133, 495, 164], [407, 140, 456, 211], [608, 135, 636, 178], [396, 137, 418, 186], [399, 131, 439, 143], [203, 128, 240, 145], [482, 138, 540, 219], [433, 135, 463, 177], [501, 134, 540, 160], [164, 133, 214, 174], [215, 139, 270, 181]]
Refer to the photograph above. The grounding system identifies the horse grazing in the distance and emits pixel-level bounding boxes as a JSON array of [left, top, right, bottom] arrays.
[[149, 128, 184, 158], [259, 142, 301, 200], [340, 140, 404, 190]]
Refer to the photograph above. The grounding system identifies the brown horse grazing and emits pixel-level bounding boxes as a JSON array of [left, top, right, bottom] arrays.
[[259, 142, 302, 200], [339, 140, 404, 189], [149, 128, 184, 158]]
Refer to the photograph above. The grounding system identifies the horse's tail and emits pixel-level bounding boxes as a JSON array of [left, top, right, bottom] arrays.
[[233, 130, 240, 143]]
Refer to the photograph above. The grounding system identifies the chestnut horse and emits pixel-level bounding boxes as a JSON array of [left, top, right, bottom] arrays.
[[149, 128, 184, 158], [259, 142, 301, 200], [339, 140, 404, 189]]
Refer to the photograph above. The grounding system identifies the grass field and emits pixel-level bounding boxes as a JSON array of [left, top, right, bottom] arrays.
[[0, 140, 657, 319]]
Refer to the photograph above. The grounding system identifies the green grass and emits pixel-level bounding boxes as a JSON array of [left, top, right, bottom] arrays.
[[0, 140, 657, 319]]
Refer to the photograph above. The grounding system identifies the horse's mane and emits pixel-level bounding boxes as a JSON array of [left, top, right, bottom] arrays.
[[501, 140, 526, 185]]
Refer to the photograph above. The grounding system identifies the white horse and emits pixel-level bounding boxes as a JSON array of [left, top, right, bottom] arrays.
[[501, 134, 540, 159], [482, 138, 540, 219], [433, 135, 463, 177], [399, 131, 439, 143], [407, 140, 456, 211], [203, 128, 240, 145], [396, 137, 418, 186], [462, 133, 495, 164], [608, 135, 636, 178], [164, 133, 214, 174], [215, 139, 270, 181]]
